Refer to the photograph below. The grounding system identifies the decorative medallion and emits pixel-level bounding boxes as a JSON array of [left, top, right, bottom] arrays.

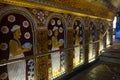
[[8, 15, 15, 22], [37, 11, 45, 21], [57, 20, 61, 25], [0, 72, 8, 80], [1, 26, 9, 34], [48, 30, 53, 36], [23, 20, 29, 28], [24, 32, 31, 39], [59, 27, 63, 33], [51, 19, 55, 26], [0, 43, 8, 50], [32, 9, 37, 15]]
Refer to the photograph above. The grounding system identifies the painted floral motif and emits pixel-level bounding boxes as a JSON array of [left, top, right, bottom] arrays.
[[23, 20, 29, 28], [57, 20, 61, 25], [37, 11, 45, 21], [48, 30, 53, 36], [0, 72, 8, 80], [51, 19, 55, 26], [59, 27, 63, 33], [8, 15, 15, 22], [0, 43, 8, 50], [27, 59, 34, 80], [1, 26, 9, 34], [32, 9, 37, 15], [24, 32, 31, 39]]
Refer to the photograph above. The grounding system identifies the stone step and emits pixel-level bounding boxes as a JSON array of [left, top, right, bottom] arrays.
[[100, 56, 120, 64], [101, 52, 120, 59]]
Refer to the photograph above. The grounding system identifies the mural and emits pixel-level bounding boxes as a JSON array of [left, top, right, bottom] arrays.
[[106, 23, 111, 46], [99, 23, 106, 54], [0, 13, 34, 80], [73, 20, 84, 67], [88, 22, 96, 62], [47, 17, 65, 78]]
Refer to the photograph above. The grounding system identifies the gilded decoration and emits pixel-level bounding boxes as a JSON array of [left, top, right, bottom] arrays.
[[63, 14, 74, 28], [47, 16, 66, 78], [30, 9, 49, 27], [36, 30, 49, 80], [37, 56, 48, 80], [0, 0, 114, 21], [44, 0, 115, 18], [67, 29, 74, 73], [36, 30, 48, 53]]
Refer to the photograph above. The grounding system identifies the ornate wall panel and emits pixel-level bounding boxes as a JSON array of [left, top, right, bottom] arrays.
[[66, 29, 74, 73], [99, 22, 106, 54], [83, 17, 90, 63], [0, 6, 36, 80], [72, 17, 85, 67], [0, 3, 113, 80], [46, 13, 67, 79], [36, 30, 49, 80], [95, 20, 100, 58], [88, 21, 97, 62], [106, 21, 113, 46]]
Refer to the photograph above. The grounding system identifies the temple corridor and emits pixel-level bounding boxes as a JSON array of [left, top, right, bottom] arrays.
[[0, 0, 120, 80]]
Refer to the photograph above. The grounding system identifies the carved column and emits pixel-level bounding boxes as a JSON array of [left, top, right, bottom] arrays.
[[66, 29, 74, 73], [95, 20, 100, 58], [36, 30, 49, 80], [84, 17, 89, 64]]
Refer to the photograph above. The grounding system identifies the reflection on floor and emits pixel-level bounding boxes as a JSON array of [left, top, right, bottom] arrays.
[[70, 62, 120, 80], [70, 37, 120, 80]]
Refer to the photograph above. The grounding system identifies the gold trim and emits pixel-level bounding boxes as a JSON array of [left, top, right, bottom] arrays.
[[0, 0, 112, 21]]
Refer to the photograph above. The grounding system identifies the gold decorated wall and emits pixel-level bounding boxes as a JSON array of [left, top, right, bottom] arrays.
[[0, 2, 113, 80]]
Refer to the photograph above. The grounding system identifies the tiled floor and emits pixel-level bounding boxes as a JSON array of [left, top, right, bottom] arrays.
[[70, 37, 120, 80]]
